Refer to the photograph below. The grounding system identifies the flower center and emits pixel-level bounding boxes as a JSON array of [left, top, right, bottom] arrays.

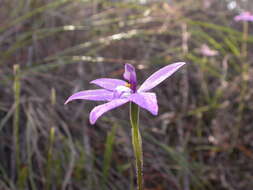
[[114, 85, 132, 99], [125, 82, 137, 92], [125, 83, 131, 88]]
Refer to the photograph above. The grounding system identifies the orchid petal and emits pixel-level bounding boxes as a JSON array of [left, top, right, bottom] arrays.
[[138, 62, 186, 92], [65, 89, 113, 104], [89, 98, 129, 124], [123, 64, 137, 91], [90, 78, 127, 91], [129, 92, 158, 115]]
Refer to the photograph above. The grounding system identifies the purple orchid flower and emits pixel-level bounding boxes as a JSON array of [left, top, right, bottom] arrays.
[[65, 62, 186, 124], [234, 11, 253, 22]]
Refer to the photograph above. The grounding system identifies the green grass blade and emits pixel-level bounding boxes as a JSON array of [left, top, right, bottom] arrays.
[[102, 124, 118, 189], [13, 64, 21, 179]]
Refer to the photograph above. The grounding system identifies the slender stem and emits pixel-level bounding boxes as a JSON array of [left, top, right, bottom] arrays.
[[130, 103, 143, 190], [13, 64, 21, 177], [235, 21, 249, 146], [242, 21, 248, 58]]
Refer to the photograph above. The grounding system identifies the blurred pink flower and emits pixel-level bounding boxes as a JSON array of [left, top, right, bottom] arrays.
[[234, 12, 253, 22], [199, 44, 218, 57]]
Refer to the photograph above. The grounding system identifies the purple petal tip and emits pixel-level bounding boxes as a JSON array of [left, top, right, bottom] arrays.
[[64, 98, 72, 105], [89, 118, 96, 125]]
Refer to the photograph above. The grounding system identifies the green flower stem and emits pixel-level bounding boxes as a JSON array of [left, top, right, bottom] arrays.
[[236, 21, 249, 146], [242, 20, 248, 58], [130, 102, 143, 190]]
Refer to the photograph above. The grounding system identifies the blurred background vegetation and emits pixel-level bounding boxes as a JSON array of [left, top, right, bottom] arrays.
[[0, 0, 253, 189]]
